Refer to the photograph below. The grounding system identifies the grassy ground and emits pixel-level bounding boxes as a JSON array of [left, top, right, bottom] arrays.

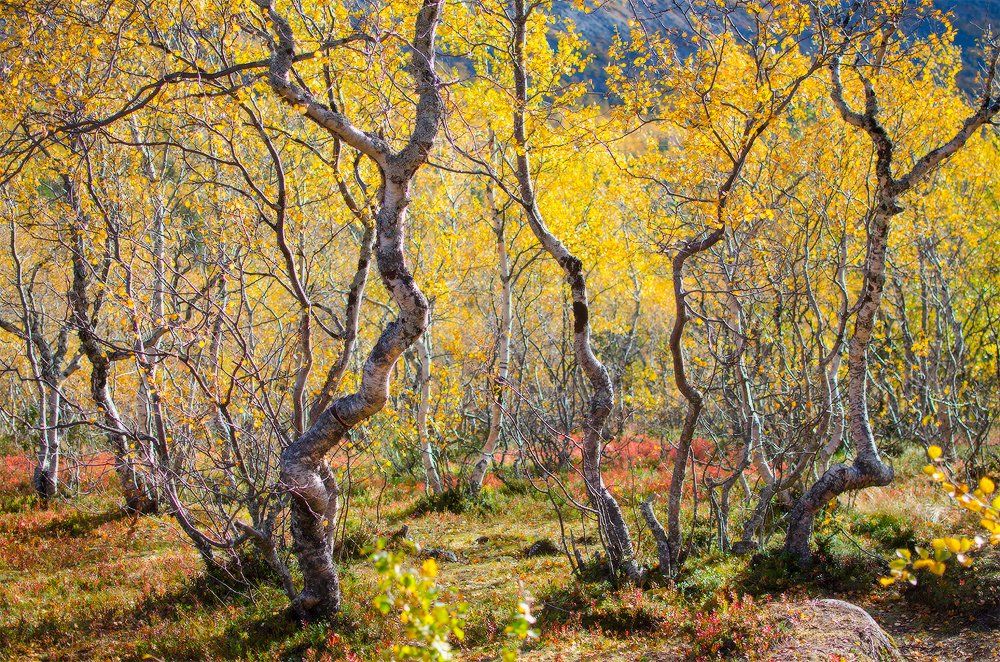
[[1, 452, 997, 661]]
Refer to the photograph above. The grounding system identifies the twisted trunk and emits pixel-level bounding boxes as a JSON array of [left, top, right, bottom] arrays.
[[309, 225, 374, 423], [260, 0, 445, 620], [785, 207, 896, 564], [509, 0, 641, 582], [65, 177, 159, 514], [665, 228, 724, 566], [785, 54, 998, 564], [5, 222, 72, 501], [282, 176, 430, 620]]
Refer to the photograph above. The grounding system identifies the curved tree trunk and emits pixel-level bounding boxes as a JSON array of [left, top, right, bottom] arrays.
[[785, 210, 896, 564], [785, 54, 998, 565], [258, 0, 445, 620], [65, 176, 159, 514], [664, 228, 724, 567], [281, 174, 432, 620], [309, 224, 374, 424], [5, 221, 76, 502], [508, 0, 641, 582]]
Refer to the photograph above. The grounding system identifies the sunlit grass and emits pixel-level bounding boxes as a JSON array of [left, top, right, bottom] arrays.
[[1, 451, 997, 660]]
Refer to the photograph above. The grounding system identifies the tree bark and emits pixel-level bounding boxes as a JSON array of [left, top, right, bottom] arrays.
[[33, 380, 61, 500], [258, 0, 445, 620], [65, 176, 159, 514], [309, 224, 374, 424], [664, 228, 724, 567], [417, 331, 443, 493], [508, 0, 642, 582], [785, 209, 896, 564], [469, 187, 511, 494], [785, 54, 998, 564], [4, 222, 76, 501]]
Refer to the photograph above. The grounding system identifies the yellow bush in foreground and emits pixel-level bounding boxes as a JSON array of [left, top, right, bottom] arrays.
[[883, 446, 999, 586]]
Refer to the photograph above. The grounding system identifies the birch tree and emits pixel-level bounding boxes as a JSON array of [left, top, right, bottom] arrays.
[[252, 0, 446, 619], [785, 38, 1000, 565]]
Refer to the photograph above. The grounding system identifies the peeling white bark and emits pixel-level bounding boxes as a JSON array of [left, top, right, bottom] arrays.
[[507, 0, 642, 582], [417, 331, 443, 493], [785, 55, 1000, 565], [258, 0, 446, 620]]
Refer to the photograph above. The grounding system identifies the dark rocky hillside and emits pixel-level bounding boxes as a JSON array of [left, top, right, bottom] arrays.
[[557, 0, 998, 95]]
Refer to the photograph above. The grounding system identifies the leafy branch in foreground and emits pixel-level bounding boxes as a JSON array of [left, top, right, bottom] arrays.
[[370, 539, 538, 661], [371, 541, 467, 661], [501, 585, 539, 661], [882, 445, 1000, 586]]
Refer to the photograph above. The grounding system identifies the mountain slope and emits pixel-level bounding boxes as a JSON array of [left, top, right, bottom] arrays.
[[557, 1, 998, 95]]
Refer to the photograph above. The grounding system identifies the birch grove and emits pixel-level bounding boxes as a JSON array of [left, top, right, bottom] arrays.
[[0, 0, 998, 638]]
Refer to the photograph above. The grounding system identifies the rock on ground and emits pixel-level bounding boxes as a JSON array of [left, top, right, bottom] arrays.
[[769, 599, 903, 661], [420, 547, 459, 563], [524, 539, 561, 558]]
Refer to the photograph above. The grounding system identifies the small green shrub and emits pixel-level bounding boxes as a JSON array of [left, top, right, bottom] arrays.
[[740, 548, 801, 596], [538, 581, 672, 635], [333, 520, 381, 561], [675, 553, 742, 606], [500, 586, 539, 661], [849, 511, 916, 550], [409, 487, 502, 517], [495, 473, 534, 497], [740, 541, 884, 597]]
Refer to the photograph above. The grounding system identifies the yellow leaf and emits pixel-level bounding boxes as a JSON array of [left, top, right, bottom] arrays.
[[420, 558, 438, 578], [927, 445, 943, 460]]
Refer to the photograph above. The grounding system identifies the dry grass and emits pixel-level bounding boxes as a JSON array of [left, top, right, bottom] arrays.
[[0, 451, 995, 660]]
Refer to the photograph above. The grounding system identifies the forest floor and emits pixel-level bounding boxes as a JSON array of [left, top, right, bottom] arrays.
[[1, 451, 998, 661]]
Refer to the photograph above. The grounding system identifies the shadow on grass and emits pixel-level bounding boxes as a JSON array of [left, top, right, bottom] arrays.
[[188, 599, 306, 659], [538, 580, 674, 637], [738, 542, 886, 598], [40, 508, 128, 538], [0, 564, 302, 658]]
